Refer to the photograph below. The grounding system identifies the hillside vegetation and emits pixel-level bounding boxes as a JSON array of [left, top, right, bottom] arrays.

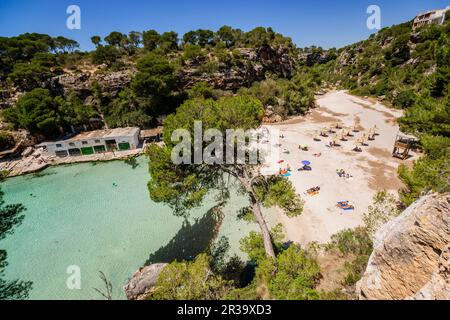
[[1, 17, 449, 301], [306, 14, 450, 205], [0, 27, 319, 141]]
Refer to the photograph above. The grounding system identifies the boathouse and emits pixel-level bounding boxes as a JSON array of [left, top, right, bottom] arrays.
[[38, 127, 140, 157]]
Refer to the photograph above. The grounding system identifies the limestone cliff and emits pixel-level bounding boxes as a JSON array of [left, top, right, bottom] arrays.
[[177, 45, 293, 90], [410, 244, 450, 300], [357, 193, 450, 300], [123, 263, 167, 300]]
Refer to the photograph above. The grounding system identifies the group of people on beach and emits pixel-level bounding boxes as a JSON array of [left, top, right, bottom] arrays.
[[336, 169, 353, 180], [276, 126, 366, 212]]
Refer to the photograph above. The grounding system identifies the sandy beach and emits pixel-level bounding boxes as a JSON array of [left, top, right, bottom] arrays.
[[267, 90, 418, 246]]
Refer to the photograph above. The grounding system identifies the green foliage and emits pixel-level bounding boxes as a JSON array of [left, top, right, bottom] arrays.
[[182, 44, 206, 62], [256, 245, 321, 300], [326, 228, 373, 287], [239, 226, 322, 300], [239, 74, 317, 118], [147, 95, 264, 214], [254, 176, 304, 217], [91, 45, 121, 67], [142, 29, 161, 51], [398, 146, 450, 205], [0, 188, 32, 299], [217, 26, 235, 48], [107, 88, 152, 128], [3, 88, 97, 138], [162, 95, 264, 147], [8, 52, 61, 91], [326, 227, 373, 257], [239, 224, 284, 264], [225, 282, 260, 300], [147, 254, 232, 300], [56, 93, 96, 128], [0, 189, 25, 241], [160, 31, 179, 52], [91, 35, 101, 47], [0, 33, 75, 80], [104, 31, 126, 48], [182, 29, 214, 47], [399, 96, 449, 137], [0, 131, 15, 151], [392, 89, 416, 108], [363, 191, 400, 237], [209, 237, 244, 283], [132, 53, 176, 98], [4, 88, 62, 137], [342, 254, 371, 286], [187, 81, 215, 99]]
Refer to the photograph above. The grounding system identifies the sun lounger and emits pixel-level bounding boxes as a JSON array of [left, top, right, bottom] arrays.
[[336, 201, 354, 210]]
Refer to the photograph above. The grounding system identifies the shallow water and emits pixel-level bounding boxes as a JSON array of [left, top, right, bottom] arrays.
[[0, 157, 270, 300]]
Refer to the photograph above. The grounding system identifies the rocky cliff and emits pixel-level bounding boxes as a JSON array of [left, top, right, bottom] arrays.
[[178, 45, 293, 90], [50, 69, 135, 100], [3, 45, 294, 106], [357, 193, 450, 300], [123, 263, 167, 300]]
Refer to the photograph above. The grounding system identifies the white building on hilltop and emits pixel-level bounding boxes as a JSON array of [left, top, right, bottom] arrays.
[[38, 127, 140, 157], [413, 6, 450, 30]]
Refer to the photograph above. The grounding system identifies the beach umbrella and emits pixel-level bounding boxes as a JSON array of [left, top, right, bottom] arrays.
[[302, 160, 311, 166]]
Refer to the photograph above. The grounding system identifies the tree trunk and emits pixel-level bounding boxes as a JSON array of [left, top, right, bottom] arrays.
[[237, 174, 276, 258], [251, 197, 276, 258]]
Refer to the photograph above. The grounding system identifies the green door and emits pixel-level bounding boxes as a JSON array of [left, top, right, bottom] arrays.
[[81, 147, 94, 155], [94, 145, 106, 153], [118, 142, 131, 151]]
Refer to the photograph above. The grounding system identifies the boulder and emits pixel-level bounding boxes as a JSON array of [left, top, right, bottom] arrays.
[[123, 263, 167, 300], [357, 193, 450, 300]]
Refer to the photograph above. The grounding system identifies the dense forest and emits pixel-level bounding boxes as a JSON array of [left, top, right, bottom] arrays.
[[0, 14, 449, 300]]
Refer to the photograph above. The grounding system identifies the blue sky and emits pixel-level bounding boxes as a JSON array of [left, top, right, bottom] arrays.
[[0, 0, 449, 50]]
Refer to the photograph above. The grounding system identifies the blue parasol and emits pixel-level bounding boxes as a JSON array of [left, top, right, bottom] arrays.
[[302, 160, 311, 166]]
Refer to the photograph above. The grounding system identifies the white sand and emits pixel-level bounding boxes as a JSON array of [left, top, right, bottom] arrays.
[[266, 90, 417, 246]]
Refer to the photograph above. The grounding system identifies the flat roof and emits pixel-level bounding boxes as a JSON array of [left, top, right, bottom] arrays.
[[37, 127, 140, 146], [416, 7, 448, 17], [67, 127, 139, 142], [140, 127, 163, 138]]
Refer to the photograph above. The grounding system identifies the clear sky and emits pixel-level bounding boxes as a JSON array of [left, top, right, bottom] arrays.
[[1, 0, 449, 51]]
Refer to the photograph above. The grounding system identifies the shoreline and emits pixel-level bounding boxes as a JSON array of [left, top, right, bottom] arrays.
[[1, 148, 145, 179], [267, 90, 418, 246]]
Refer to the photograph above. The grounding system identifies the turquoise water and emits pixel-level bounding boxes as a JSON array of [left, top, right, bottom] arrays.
[[0, 157, 271, 300]]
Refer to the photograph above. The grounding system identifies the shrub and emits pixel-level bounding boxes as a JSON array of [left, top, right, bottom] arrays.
[[0, 131, 15, 151]]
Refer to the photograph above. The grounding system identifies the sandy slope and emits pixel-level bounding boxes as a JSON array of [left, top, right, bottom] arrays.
[[266, 90, 417, 245]]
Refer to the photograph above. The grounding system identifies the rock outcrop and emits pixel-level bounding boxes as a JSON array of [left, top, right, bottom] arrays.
[[123, 263, 167, 300], [178, 45, 293, 90], [410, 245, 450, 300], [357, 193, 450, 300], [50, 69, 135, 99]]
